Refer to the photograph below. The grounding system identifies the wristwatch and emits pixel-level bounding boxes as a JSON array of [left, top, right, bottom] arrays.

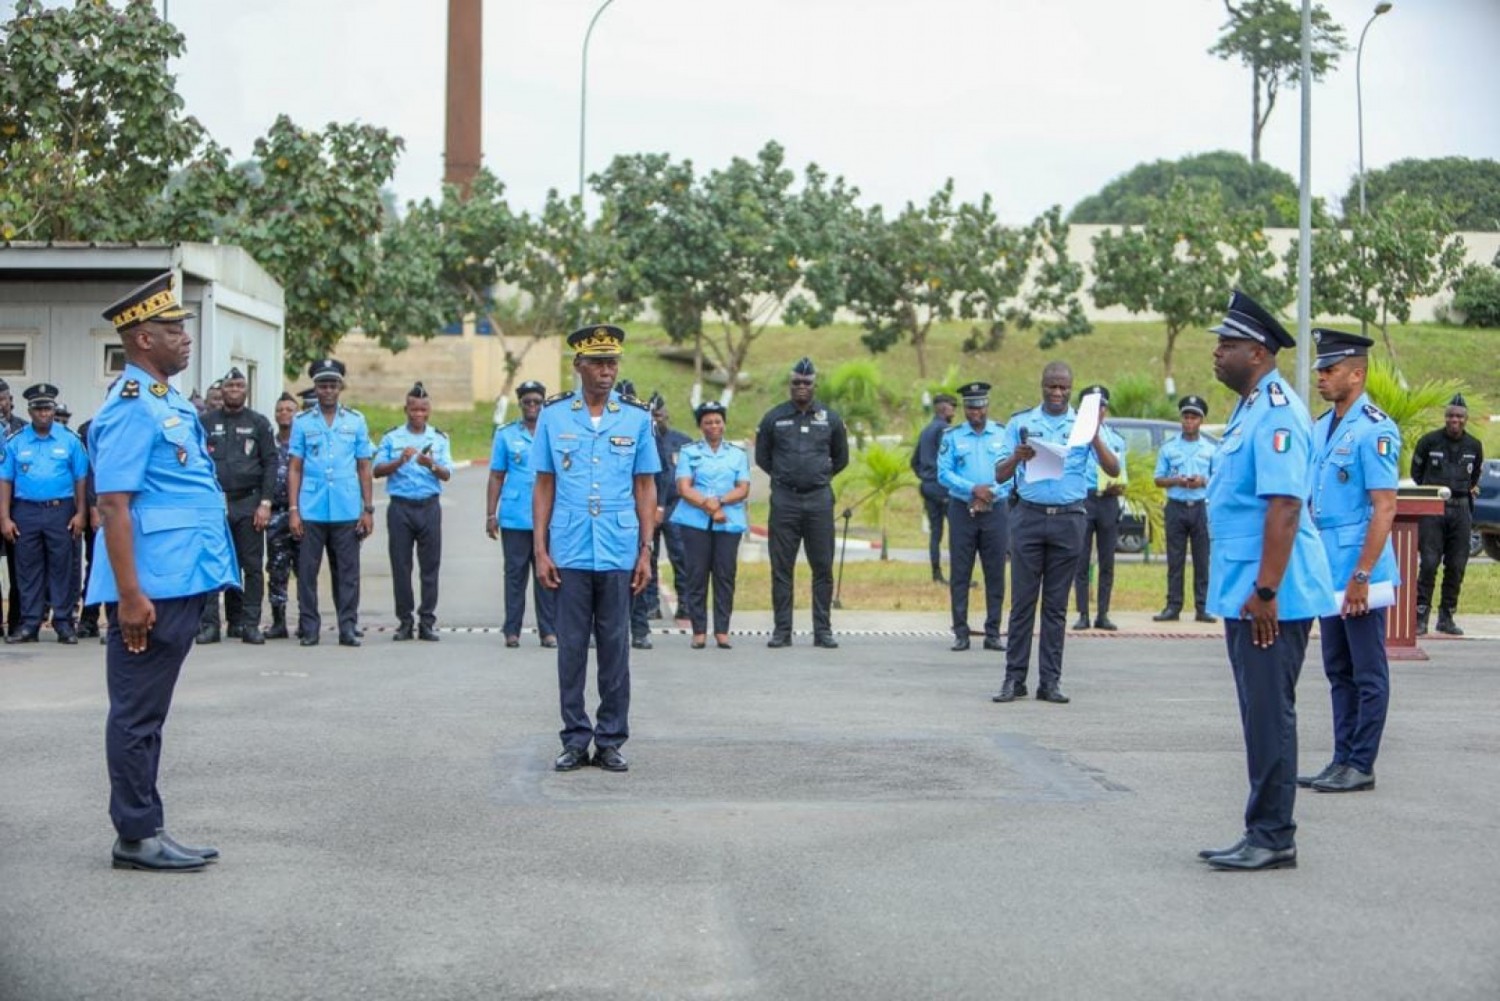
[[363, 504, 375, 514], [1352, 570, 1371, 584], [1255, 584, 1277, 602]]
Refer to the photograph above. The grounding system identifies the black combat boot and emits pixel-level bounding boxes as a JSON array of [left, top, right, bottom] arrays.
[[264, 606, 289, 640], [1415, 604, 1429, 637]]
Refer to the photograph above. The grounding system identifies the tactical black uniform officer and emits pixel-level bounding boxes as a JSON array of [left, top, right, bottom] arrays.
[[0, 378, 27, 637], [1411, 393, 1484, 636], [264, 392, 300, 639], [197, 367, 276, 644], [755, 357, 850, 649], [912, 393, 958, 583]]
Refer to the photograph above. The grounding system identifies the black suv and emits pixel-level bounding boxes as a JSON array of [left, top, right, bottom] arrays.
[[1470, 459, 1500, 561], [1105, 417, 1217, 554]]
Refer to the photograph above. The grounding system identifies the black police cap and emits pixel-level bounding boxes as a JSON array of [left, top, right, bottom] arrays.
[[1311, 328, 1374, 370], [694, 400, 728, 424], [1178, 395, 1208, 417], [222, 366, 247, 382], [1449, 393, 1467, 409], [1210, 290, 1294, 353], [308, 358, 347, 383], [515, 380, 546, 399], [23, 383, 61, 408], [791, 357, 816, 377], [1078, 384, 1110, 405], [957, 381, 991, 406]]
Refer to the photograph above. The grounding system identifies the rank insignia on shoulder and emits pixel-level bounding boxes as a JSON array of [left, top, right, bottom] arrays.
[[121, 380, 141, 399], [618, 392, 649, 410], [1376, 436, 1394, 456], [1363, 403, 1389, 423], [149, 382, 169, 398], [1267, 383, 1288, 407], [545, 391, 575, 407]]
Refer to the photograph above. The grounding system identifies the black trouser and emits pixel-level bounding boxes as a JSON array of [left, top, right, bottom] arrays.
[[679, 525, 742, 635], [266, 508, 299, 612], [12, 499, 77, 632], [3, 537, 19, 633], [78, 515, 101, 629], [1416, 504, 1471, 615], [768, 486, 835, 640], [1073, 492, 1120, 621], [948, 498, 1008, 640], [501, 527, 556, 639], [921, 481, 948, 574], [1225, 617, 1311, 853], [1005, 503, 1086, 690], [387, 496, 442, 629], [555, 568, 632, 751], [297, 519, 361, 639], [105, 593, 206, 841], [1163, 499, 1211, 613], [201, 495, 263, 632], [1319, 608, 1390, 775], [641, 517, 687, 619]]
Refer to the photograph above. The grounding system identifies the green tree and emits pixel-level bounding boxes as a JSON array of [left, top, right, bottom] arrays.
[[1208, 0, 1346, 165], [817, 359, 892, 445], [1090, 179, 1288, 393], [1344, 157, 1500, 231], [1069, 150, 1301, 227], [1446, 255, 1500, 328], [1291, 192, 1466, 365], [833, 441, 915, 560]]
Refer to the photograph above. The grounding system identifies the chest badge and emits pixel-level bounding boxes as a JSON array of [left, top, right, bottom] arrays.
[[562, 452, 572, 471], [149, 382, 169, 398], [176, 445, 188, 466], [1337, 467, 1350, 483]]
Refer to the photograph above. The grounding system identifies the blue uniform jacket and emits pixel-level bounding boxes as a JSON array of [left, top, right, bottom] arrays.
[[669, 439, 751, 533], [1, 424, 88, 500], [937, 420, 1011, 502], [532, 391, 662, 572], [377, 424, 452, 500], [1083, 424, 1128, 490], [1155, 435, 1217, 502], [490, 420, 539, 530], [1206, 369, 1335, 621], [289, 405, 375, 521], [84, 364, 238, 603], [1004, 404, 1094, 505], [1310, 392, 1400, 589]]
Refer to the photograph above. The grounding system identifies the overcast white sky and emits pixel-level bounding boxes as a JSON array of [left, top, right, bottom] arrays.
[[14, 0, 1500, 220]]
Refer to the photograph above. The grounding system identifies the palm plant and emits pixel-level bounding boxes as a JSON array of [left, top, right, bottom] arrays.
[[1364, 358, 1465, 462], [820, 359, 892, 446], [835, 441, 917, 559]]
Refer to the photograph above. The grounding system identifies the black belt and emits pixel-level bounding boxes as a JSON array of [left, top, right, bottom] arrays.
[[390, 495, 439, 507], [1167, 498, 1204, 508], [16, 498, 70, 507], [223, 486, 259, 502], [1019, 499, 1085, 515], [775, 483, 827, 495]]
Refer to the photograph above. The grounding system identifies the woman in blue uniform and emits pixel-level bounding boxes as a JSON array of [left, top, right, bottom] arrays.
[[669, 402, 751, 649]]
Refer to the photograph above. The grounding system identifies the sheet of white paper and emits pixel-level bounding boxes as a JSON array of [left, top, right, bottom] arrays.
[[1332, 580, 1396, 610], [1024, 440, 1068, 482], [1068, 392, 1102, 447]]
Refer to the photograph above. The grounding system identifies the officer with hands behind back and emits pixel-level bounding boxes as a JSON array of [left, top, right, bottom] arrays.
[[1410, 393, 1484, 636], [487, 381, 558, 648], [912, 392, 958, 584], [936, 381, 1010, 652], [373, 381, 451, 642]]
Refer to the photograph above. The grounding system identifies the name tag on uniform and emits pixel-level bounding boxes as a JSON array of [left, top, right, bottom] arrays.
[[163, 416, 181, 429], [609, 436, 635, 447], [800, 426, 809, 433], [236, 427, 253, 434]]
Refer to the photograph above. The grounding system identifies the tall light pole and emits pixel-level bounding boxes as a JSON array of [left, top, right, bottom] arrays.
[[1356, 3, 1393, 216], [579, 0, 617, 205]]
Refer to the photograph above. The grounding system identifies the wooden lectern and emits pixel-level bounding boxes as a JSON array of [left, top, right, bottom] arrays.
[[1387, 485, 1449, 660]]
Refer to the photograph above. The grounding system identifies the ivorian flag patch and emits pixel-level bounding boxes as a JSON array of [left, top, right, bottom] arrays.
[[1272, 429, 1292, 453], [1376, 436, 1393, 456]]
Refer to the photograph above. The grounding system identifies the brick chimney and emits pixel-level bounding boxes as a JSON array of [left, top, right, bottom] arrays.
[[444, 0, 482, 194]]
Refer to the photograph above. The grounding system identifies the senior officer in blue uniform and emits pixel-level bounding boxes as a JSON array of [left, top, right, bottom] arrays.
[[373, 381, 452, 642], [88, 272, 237, 872], [993, 365, 1119, 703], [1153, 396, 1218, 623], [1072, 385, 1128, 631], [1198, 291, 1335, 872], [1299, 329, 1399, 795], [287, 358, 376, 647], [533, 325, 660, 774], [0, 383, 89, 643], [487, 381, 557, 649], [936, 381, 1010, 652]]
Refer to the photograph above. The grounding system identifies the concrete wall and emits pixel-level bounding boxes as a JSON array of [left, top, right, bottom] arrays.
[[322, 327, 562, 412]]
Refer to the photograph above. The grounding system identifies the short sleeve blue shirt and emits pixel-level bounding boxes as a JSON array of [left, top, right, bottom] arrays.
[[1083, 424, 1127, 490], [1155, 435, 1218, 501], [937, 419, 1011, 502], [1206, 368, 1335, 621], [376, 424, 452, 500], [289, 405, 375, 522], [1003, 404, 1094, 505], [83, 363, 238, 603], [669, 439, 751, 533], [532, 391, 662, 572], [1310, 392, 1401, 589], [489, 421, 539, 530], [0, 423, 88, 500]]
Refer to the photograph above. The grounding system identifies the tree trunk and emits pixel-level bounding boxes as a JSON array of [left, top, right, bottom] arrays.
[[1379, 302, 1398, 367], [1250, 65, 1262, 165], [913, 316, 931, 379], [1162, 324, 1179, 395], [691, 329, 705, 409]]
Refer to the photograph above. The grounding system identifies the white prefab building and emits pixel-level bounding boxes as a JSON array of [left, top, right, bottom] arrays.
[[0, 242, 285, 422]]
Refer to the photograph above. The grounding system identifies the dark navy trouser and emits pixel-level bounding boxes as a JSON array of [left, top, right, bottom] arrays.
[[1005, 504, 1085, 690], [501, 528, 556, 639], [1225, 618, 1311, 852], [948, 498, 1008, 640], [13, 499, 77, 632], [387, 496, 442, 629], [1319, 607, 1389, 774], [555, 569, 632, 751]]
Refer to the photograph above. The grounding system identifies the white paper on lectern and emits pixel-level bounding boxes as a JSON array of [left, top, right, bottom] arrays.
[[1068, 393, 1103, 447], [1332, 580, 1397, 610], [1023, 440, 1068, 482]]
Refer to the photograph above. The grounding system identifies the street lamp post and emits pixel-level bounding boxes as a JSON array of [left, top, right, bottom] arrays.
[[1356, 3, 1393, 216], [579, 0, 617, 205]]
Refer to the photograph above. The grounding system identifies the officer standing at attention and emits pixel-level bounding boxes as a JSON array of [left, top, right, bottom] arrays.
[[533, 325, 660, 773], [1300, 329, 1399, 795], [912, 392, 958, 584], [196, 367, 276, 645], [0, 384, 89, 643], [649, 392, 692, 623], [1197, 291, 1334, 872], [755, 357, 850, 649], [373, 382, 451, 642], [0, 379, 23, 638], [1153, 396, 1218, 623], [263, 392, 300, 639], [936, 382, 1010, 652], [74, 412, 105, 640], [992, 365, 1118, 703], [1072, 385, 1128, 631], [1410, 393, 1483, 636], [88, 271, 237, 872], [287, 358, 375, 647], [487, 381, 558, 649]]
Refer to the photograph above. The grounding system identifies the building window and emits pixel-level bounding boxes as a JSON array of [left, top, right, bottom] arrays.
[[104, 344, 128, 377], [0, 342, 27, 376]]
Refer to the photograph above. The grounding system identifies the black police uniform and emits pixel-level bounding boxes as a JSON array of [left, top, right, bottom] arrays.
[[912, 410, 954, 581], [1411, 422, 1483, 632], [199, 403, 276, 640], [754, 396, 850, 646], [264, 429, 299, 637], [0, 386, 24, 635], [632, 418, 692, 643]]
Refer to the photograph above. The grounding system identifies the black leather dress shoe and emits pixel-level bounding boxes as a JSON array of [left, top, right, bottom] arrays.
[[554, 746, 590, 771], [983, 637, 1007, 651], [78, 621, 101, 638], [540, 635, 558, 649], [814, 635, 839, 649], [5, 629, 39, 644], [991, 678, 1027, 703], [196, 625, 220, 644], [715, 636, 732, 649], [418, 625, 441, 642], [1197, 836, 1248, 861], [1036, 688, 1071, 704], [241, 626, 265, 645], [1195, 611, 1218, 624], [1152, 609, 1181, 622], [767, 635, 791, 648], [394, 625, 415, 642], [299, 634, 319, 647], [632, 636, 653, 650], [338, 634, 361, 648], [111, 836, 207, 872], [593, 746, 629, 772], [503, 634, 519, 648], [1313, 765, 1375, 793], [56, 627, 79, 644], [951, 636, 971, 652], [1072, 616, 1091, 631], [263, 621, 290, 640], [156, 828, 219, 862], [1297, 761, 1340, 788], [1093, 617, 1118, 631], [1205, 844, 1297, 871]]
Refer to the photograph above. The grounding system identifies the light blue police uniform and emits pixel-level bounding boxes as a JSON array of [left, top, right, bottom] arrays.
[[669, 440, 751, 534], [376, 424, 452, 500], [288, 406, 375, 521], [1005, 404, 1094, 506], [938, 418, 1011, 643], [1155, 435, 1216, 502], [3, 420, 91, 634], [1, 423, 89, 499], [490, 420, 539, 530], [937, 419, 1011, 503]]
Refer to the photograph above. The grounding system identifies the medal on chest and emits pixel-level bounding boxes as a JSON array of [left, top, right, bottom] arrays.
[[176, 445, 188, 466]]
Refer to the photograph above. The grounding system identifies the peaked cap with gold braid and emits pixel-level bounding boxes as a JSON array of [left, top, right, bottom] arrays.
[[102, 272, 196, 332]]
